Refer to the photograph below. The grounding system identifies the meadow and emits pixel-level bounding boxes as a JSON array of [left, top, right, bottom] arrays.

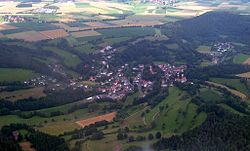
[[145, 87, 206, 135], [0, 68, 39, 82], [233, 53, 250, 64], [210, 77, 250, 97]]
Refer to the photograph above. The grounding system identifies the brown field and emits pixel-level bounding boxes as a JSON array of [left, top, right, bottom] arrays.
[[71, 30, 101, 38], [206, 81, 247, 99], [237, 72, 250, 78], [19, 142, 36, 151], [243, 57, 250, 65], [76, 112, 116, 128], [39, 29, 69, 39], [0, 87, 46, 101], [6, 31, 49, 42], [0, 23, 18, 31], [84, 21, 110, 28]]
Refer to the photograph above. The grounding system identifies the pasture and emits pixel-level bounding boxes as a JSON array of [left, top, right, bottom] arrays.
[[71, 30, 101, 38], [0, 87, 46, 101], [76, 112, 116, 128], [207, 80, 247, 99], [0, 68, 38, 82], [145, 87, 206, 135], [196, 45, 212, 53], [42, 46, 81, 68], [233, 53, 250, 64]]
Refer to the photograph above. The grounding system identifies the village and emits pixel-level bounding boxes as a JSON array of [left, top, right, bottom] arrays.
[[24, 45, 187, 101], [210, 42, 234, 64]]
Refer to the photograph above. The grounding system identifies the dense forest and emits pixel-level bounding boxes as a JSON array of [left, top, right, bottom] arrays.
[[165, 11, 250, 44], [0, 124, 69, 151]]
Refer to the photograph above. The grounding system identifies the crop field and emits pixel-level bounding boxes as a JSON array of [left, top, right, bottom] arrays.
[[71, 30, 101, 38], [40, 29, 69, 39], [76, 112, 116, 128], [0, 87, 46, 101], [0, 23, 17, 31], [0, 68, 38, 82], [0, 108, 95, 134], [243, 57, 250, 65], [237, 72, 250, 78], [6, 31, 49, 42]]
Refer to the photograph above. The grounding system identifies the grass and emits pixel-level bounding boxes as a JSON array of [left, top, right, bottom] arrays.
[[81, 133, 156, 151], [1, 22, 58, 34], [0, 68, 39, 82], [166, 43, 179, 50], [145, 87, 206, 135], [75, 2, 90, 8], [103, 37, 130, 45], [74, 43, 96, 54], [124, 92, 141, 106], [210, 77, 250, 96], [199, 87, 222, 102], [97, 27, 156, 38], [196, 45, 211, 53], [219, 104, 245, 116], [42, 46, 81, 68], [233, 53, 250, 64]]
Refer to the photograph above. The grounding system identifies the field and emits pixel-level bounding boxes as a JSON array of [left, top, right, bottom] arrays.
[[196, 45, 212, 53], [233, 53, 250, 64], [0, 23, 18, 31], [71, 30, 101, 38], [76, 112, 116, 128], [207, 80, 248, 99], [0, 68, 38, 82], [40, 29, 69, 39], [19, 142, 36, 151], [42, 46, 81, 68], [199, 87, 222, 102], [5, 31, 49, 42], [144, 87, 206, 135], [81, 133, 156, 151], [237, 72, 250, 78], [0, 87, 46, 101]]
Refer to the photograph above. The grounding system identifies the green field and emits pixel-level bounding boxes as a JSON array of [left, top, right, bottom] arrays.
[[2, 22, 58, 34], [166, 43, 179, 50], [219, 103, 246, 116], [43, 46, 81, 68], [196, 45, 212, 53], [145, 87, 206, 135], [0, 68, 39, 82], [199, 87, 222, 102], [97, 27, 156, 38], [210, 77, 250, 96], [233, 53, 250, 64]]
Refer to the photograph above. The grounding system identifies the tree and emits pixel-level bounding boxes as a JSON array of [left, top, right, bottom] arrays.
[[128, 136, 135, 142], [148, 133, 154, 140], [155, 132, 161, 139]]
